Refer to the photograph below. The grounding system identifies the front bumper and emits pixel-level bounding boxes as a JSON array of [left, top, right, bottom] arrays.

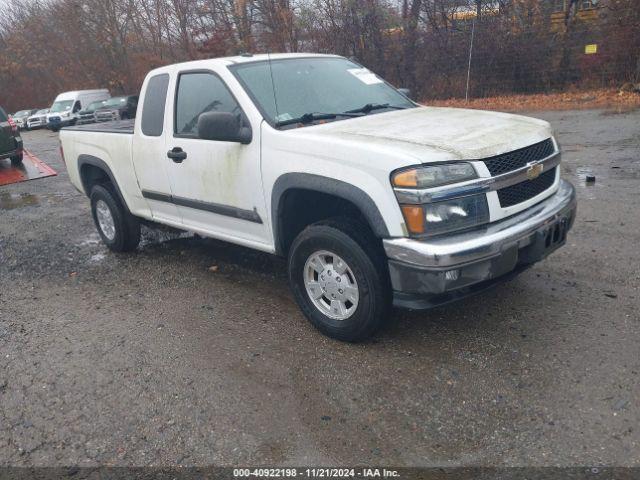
[[77, 115, 96, 125], [48, 117, 75, 129], [383, 180, 577, 309], [95, 110, 120, 122]]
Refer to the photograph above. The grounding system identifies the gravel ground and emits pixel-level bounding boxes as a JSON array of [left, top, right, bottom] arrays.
[[0, 109, 638, 467]]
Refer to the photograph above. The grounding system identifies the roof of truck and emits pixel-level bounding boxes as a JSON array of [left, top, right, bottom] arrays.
[[149, 53, 342, 76], [223, 52, 340, 64]]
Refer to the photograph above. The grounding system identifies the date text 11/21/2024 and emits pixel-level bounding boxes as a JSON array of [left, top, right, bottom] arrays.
[[233, 468, 401, 477]]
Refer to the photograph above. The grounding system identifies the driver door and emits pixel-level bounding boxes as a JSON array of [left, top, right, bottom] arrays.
[[163, 69, 270, 248]]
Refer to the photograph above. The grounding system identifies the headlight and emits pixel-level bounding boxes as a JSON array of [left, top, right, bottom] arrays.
[[392, 163, 477, 189], [400, 194, 490, 236]]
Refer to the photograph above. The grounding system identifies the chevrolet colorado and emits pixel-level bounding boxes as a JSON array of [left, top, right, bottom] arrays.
[[59, 53, 577, 341]]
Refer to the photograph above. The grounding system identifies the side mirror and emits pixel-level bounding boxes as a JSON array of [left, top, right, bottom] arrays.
[[197, 111, 252, 144], [398, 88, 413, 100]]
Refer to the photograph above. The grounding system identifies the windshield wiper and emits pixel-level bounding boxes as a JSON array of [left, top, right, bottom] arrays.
[[345, 103, 408, 114], [275, 111, 362, 127]]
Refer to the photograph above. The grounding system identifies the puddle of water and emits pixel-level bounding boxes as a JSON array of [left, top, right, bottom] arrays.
[[0, 192, 41, 210], [0, 192, 68, 210]]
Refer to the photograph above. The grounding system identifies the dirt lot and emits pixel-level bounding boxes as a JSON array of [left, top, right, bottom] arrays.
[[0, 109, 638, 467]]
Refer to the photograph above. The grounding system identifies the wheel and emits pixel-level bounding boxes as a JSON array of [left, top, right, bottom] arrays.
[[10, 153, 23, 165], [288, 218, 391, 342], [90, 184, 140, 252]]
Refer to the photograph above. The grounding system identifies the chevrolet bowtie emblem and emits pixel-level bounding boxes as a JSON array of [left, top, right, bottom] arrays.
[[526, 163, 544, 180]]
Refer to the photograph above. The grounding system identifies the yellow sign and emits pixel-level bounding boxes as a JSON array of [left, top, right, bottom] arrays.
[[585, 44, 598, 54]]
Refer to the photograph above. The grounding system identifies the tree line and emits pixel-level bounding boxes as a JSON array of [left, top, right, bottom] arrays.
[[0, 0, 638, 111]]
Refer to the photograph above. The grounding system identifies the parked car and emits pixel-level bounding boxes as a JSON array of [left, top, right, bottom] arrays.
[[26, 109, 50, 129], [59, 53, 577, 342], [12, 109, 38, 130], [47, 89, 110, 131], [77, 100, 109, 125], [94, 95, 139, 122], [0, 106, 23, 165]]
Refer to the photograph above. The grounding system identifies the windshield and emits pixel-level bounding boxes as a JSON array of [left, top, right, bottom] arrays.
[[50, 101, 73, 113], [15, 110, 30, 117], [231, 57, 415, 127], [104, 97, 127, 107], [86, 101, 106, 111], [36, 109, 49, 115]]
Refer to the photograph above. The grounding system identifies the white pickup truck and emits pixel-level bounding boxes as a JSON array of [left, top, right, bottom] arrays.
[[60, 53, 577, 341]]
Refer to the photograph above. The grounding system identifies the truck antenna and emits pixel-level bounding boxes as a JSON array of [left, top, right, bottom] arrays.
[[267, 52, 281, 121]]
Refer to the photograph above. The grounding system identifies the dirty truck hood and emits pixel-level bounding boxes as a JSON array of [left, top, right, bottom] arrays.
[[308, 106, 553, 161]]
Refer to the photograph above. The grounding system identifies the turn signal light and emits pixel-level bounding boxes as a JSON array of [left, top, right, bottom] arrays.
[[401, 205, 425, 234]]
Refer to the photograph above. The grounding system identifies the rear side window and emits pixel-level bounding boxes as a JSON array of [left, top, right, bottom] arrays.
[[141, 74, 170, 137], [0, 107, 7, 122], [174, 72, 240, 137]]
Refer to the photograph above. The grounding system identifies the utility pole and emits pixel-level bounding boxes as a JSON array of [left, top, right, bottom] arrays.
[[465, 16, 476, 103]]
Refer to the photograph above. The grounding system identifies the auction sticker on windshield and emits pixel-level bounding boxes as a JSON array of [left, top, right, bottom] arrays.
[[347, 68, 383, 85]]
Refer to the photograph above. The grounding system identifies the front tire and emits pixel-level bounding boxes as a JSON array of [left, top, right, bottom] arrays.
[[90, 184, 140, 252], [288, 218, 391, 342]]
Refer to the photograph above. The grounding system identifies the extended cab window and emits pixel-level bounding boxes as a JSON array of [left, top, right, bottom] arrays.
[[175, 72, 240, 137], [141, 74, 170, 137]]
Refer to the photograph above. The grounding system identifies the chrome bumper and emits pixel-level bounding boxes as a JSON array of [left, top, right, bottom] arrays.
[[384, 180, 577, 309]]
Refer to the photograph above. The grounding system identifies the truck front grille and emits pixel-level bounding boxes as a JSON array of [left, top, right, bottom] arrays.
[[483, 138, 555, 176], [497, 167, 556, 207]]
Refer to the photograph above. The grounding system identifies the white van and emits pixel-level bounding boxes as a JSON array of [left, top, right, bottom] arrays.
[[47, 90, 110, 131]]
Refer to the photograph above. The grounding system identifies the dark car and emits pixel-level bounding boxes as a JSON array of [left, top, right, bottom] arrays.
[[0, 107, 23, 165], [94, 95, 138, 122], [77, 99, 108, 125]]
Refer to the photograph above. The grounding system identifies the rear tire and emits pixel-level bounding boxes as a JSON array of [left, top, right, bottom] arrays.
[[288, 218, 391, 342], [90, 184, 140, 252], [10, 153, 23, 166]]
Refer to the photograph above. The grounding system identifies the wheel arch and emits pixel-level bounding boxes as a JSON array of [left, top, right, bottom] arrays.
[[78, 154, 129, 210], [271, 173, 390, 256]]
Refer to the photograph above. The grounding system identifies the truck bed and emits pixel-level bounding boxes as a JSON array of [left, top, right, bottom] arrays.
[[63, 119, 134, 134]]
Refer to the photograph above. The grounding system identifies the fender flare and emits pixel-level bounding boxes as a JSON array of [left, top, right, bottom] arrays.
[[271, 173, 390, 255], [77, 154, 129, 210]]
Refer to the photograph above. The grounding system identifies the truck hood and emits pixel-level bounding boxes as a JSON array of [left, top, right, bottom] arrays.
[[302, 106, 553, 162]]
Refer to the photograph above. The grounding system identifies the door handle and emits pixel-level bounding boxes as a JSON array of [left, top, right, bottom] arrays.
[[167, 147, 187, 163]]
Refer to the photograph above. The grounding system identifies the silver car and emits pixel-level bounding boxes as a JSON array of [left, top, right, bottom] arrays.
[[12, 109, 37, 130], [27, 109, 50, 130]]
